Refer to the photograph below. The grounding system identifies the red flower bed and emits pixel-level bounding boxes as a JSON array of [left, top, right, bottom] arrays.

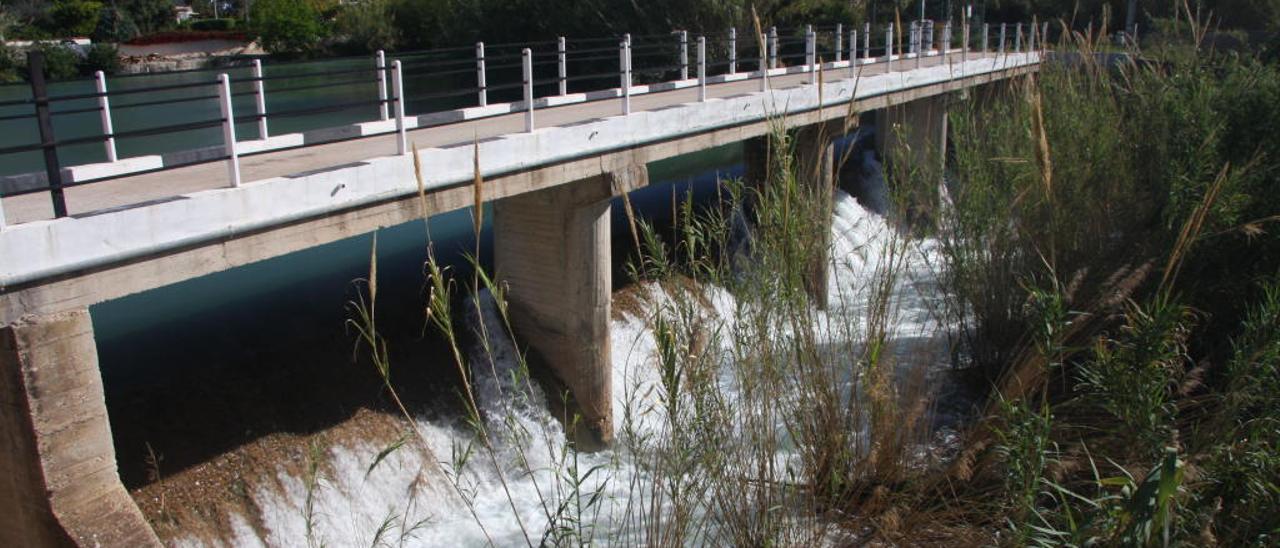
[[125, 31, 249, 46]]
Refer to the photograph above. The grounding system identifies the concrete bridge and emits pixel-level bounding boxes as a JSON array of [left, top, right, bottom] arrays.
[[0, 20, 1041, 546]]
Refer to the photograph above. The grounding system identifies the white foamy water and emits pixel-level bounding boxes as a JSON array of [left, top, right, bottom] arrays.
[[194, 156, 966, 547]]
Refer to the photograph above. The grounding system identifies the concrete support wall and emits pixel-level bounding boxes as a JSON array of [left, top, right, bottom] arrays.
[[0, 310, 160, 547], [493, 173, 630, 445]]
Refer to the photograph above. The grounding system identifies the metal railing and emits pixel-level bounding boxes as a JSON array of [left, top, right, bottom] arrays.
[[0, 19, 1050, 229]]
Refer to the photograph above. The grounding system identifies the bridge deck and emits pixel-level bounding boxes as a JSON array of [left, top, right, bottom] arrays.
[[3, 53, 989, 225]]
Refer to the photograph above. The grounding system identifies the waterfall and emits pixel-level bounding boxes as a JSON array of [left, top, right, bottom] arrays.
[[179, 151, 974, 546]]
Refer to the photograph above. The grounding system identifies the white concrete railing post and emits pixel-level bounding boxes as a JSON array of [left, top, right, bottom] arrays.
[[252, 59, 268, 139], [558, 37, 568, 96], [917, 21, 924, 68], [392, 60, 407, 155], [768, 27, 778, 69], [1043, 22, 1050, 51], [982, 23, 989, 53], [908, 21, 916, 54], [728, 27, 737, 74], [806, 26, 816, 83], [620, 36, 631, 115], [1029, 19, 1037, 52], [93, 70, 117, 163], [849, 28, 857, 76], [679, 30, 689, 80], [885, 25, 893, 72], [376, 50, 389, 121], [476, 42, 488, 107], [962, 21, 969, 62], [943, 22, 952, 58], [835, 23, 843, 62], [1015, 23, 1022, 52], [697, 36, 707, 102], [863, 22, 871, 60], [999, 23, 1007, 56], [522, 48, 534, 132], [216, 73, 240, 188], [759, 32, 769, 91]]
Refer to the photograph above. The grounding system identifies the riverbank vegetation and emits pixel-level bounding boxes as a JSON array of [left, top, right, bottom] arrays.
[[332, 12, 1280, 545]]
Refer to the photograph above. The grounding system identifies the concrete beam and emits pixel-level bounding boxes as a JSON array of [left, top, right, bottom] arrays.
[[1, 60, 1039, 326], [0, 309, 160, 547], [493, 169, 643, 446]]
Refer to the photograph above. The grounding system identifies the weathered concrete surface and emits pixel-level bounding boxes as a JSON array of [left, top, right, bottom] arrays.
[[875, 93, 951, 223], [794, 122, 839, 307], [494, 170, 641, 445], [740, 120, 840, 307], [0, 309, 160, 547], [875, 93, 949, 175]]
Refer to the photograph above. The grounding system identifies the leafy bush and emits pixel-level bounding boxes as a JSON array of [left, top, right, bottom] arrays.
[[0, 45, 21, 83], [49, 0, 103, 37], [190, 18, 236, 32], [335, 0, 397, 53], [250, 0, 325, 56], [26, 44, 81, 80], [93, 5, 140, 43], [119, 0, 175, 35], [79, 43, 119, 75]]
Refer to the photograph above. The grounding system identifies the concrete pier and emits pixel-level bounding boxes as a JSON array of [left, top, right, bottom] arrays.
[[875, 95, 950, 222], [0, 310, 160, 547], [875, 95, 949, 176], [742, 121, 839, 307], [493, 168, 645, 445], [794, 122, 838, 307]]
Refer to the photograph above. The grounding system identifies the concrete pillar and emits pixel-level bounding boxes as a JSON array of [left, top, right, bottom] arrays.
[[874, 95, 950, 224], [494, 170, 642, 446], [875, 95, 948, 176], [0, 309, 161, 547], [742, 123, 837, 308]]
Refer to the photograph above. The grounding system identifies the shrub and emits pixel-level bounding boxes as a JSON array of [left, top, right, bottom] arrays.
[[93, 5, 140, 43], [190, 18, 237, 32], [79, 43, 120, 75], [335, 0, 397, 53], [24, 44, 81, 81], [0, 45, 21, 83], [49, 0, 103, 37], [250, 0, 325, 56]]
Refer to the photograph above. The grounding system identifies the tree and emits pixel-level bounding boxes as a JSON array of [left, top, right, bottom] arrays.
[[120, 0, 173, 35], [251, 0, 325, 55], [49, 0, 103, 37], [93, 3, 139, 42], [336, 0, 398, 53]]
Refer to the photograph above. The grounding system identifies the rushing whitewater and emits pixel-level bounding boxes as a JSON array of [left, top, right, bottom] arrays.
[[194, 158, 966, 546]]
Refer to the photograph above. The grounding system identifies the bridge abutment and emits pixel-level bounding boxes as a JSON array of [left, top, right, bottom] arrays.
[[494, 169, 644, 446], [0, 309, 160, 547]]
